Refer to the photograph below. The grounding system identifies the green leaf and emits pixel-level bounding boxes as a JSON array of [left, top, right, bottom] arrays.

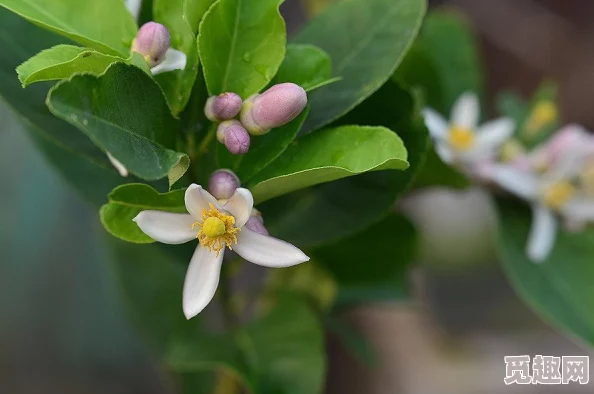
[[497, 199, 594, 346], [198, 0, 286, 98], [0, 8, 126, 206], [249, 125, 409, 203], [271, 44, 332, 91], [100, 184, 186, 243], [47, 63, 189, 186], [16, 45, 150, 87], [261, 81, 428, 248], [293, 0, 426, 133], [0, 0, 137, 56], [315, 214, 416, 305], [217, 108, 309, 183], [153, 0, 201, 114]]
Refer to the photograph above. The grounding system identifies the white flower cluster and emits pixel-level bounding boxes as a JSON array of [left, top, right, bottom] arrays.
[[423, 93, 594, 263]]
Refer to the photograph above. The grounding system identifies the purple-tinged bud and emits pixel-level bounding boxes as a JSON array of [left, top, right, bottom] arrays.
[[245, 213, 269, 236], [132, 22, 171, 67], [208, 169, 240, 200], [240, 83, 307, 135], [205, 92, 243, 122], [217, 120, 250, 154]]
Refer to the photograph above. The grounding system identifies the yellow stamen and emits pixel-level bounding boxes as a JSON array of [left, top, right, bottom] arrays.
[[448, 126, 475, 151], [524, 101, 557, 136], [192, 203, 240, 256], [543, 181, 575, 210], [500, 138, 525, 162]]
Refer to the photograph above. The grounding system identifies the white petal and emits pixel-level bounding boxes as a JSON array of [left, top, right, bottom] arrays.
[[475, 118, 515, 150], [124, 0, 142, 22], [185, 184, 219, 219], [561, 197, 594, 221], [233, 228, 309, 268], [133, 211, 196, 244], [106, 152, 128, 177], [222, 188, 253, 228], [488, 164, 539, 200], [451, 92, 479, 130], [434, 142, 455, 164], [422, 108, 449, 140], [151, 48, 187, 75], [526, 204, 557, 263], [182, 245, 224, 319]]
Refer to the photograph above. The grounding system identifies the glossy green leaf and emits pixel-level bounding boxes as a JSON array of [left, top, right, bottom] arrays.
[[271, 44, 332, 91], [198, 0, 286, 98], [217, 109, 308, 183], [315, 214, 416, 305], [293, 0, 426, 132], [100, 184, 186, 243], [497, 199, 594, 346], [261, 81, 428, 248], [0, 0, 137, 56], [16, 45, 150, 87], [153, 0, 201, 114], [249, 125, 409, 203], [185, 0, 217, 34], [0, 8, 126, 206], [47, 63, 189, 186]]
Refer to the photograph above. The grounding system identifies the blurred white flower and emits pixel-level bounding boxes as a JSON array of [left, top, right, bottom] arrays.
[[133, 184, 309, 318], [489, 126, 594, 262], [422, 92, 515, 176], [124, 0, 142, 22]]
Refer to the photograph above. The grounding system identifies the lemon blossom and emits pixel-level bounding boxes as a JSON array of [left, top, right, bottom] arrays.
[[422, 92, 515, 175], [489, 131, 594, 262], [133, 184, 309, 318]]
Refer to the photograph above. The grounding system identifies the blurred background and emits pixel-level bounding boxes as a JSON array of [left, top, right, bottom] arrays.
[[2, 0, 594, 393]]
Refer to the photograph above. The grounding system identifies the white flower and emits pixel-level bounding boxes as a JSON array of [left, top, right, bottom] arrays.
[[124, 0, 142, 22], [489, 128, 594, 262], [149, 48, 187, 76], [106, 152, 128, 177], [422, 92, 515, 174], [133, 184, 310, 318]]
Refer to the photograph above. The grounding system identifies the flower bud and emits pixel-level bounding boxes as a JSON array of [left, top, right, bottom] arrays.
[[240, 83, 307, 135], [132, 22, 171, 67], [246, 211, 269, 236], [205, 93, 243, 122], [217, 120, 250, 154], [208, 169, 240, 200]]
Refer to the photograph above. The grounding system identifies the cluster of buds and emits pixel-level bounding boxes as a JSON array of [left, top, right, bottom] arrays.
[[205, 83, 307, 155], [207, 169, 270, 235]]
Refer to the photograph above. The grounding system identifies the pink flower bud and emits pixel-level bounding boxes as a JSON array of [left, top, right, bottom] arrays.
[[217, 120, 250, 154], [204, 92, 243, 122], [240, 83, 307, 135], [245, 215, 269, 236], [132, 22, 171, 67], [208, 169, 240, 200]]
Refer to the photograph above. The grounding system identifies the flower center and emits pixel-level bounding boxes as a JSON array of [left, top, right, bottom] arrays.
[[448, 126, 475, 151], [524, 101, 557, 135], [543, 181, 576, 210], [580, 162, 594, 196], [192, 203, 240, 256]]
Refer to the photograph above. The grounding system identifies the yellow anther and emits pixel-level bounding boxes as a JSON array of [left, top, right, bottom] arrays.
[[448, 126, 475, 151], [500, 138, 526, 162], [192, 203, 240, 256], [543, 181, 575, 210], [524, 101, 557, 136]]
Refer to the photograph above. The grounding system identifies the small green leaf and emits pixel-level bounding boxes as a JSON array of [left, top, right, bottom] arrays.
[[497, 199, 594, 346], [198, 0, 286, 98], [16, 45, 150, 87], [249, 125, 409, 203], [153, 0, 201, 114], [315, 214, 416, 305], [0, 0, 137, 56], [100, 184, 186, 243], [217, 108, 309, 183], [271, 44, 332, 91], [184, 0, 218, 34], [47, 63, 189, 186], [293, 0, 427, 132]]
